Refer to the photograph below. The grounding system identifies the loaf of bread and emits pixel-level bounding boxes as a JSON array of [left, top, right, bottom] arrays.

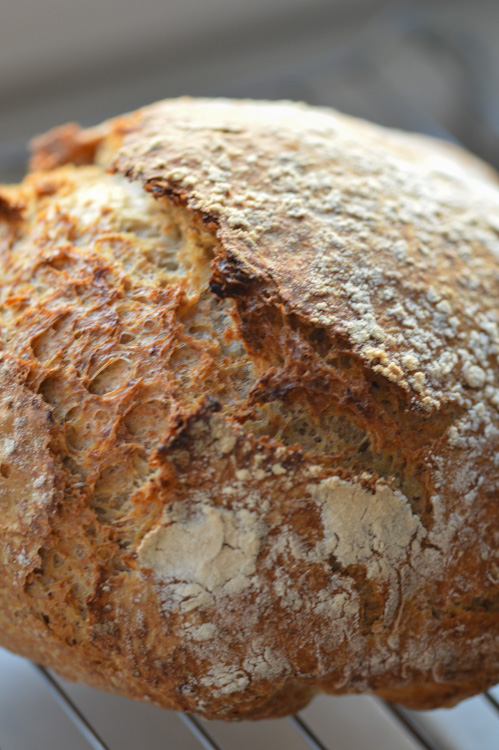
[[0, 98, 498, 720]]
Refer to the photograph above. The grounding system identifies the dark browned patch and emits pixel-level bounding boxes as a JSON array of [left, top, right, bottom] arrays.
[[0, 194, 24, 222], [29, 123, 106, 172]]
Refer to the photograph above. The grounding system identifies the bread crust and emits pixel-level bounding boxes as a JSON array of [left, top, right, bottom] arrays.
[[0, 98, 498, 719]]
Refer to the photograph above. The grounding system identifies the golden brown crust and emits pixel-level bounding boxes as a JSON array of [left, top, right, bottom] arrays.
[[29, 122, 109, 172], [0, 98, 497, 719]]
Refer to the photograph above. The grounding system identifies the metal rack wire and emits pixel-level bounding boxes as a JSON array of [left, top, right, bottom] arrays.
[[22, 664, 498, 750], [0, 3, 498, 749]]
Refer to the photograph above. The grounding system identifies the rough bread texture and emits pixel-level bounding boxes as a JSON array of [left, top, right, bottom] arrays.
[[0, 98, 498, 719]]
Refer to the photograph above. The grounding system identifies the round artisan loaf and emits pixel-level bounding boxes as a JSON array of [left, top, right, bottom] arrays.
[[0, 98, 498, 720]]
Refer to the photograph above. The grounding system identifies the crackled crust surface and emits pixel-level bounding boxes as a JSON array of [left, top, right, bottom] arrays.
[[0, 98, 498, 719]]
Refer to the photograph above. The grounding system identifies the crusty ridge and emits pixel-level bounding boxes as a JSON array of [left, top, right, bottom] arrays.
[[110, 98, 499, 411], [0, 98, 497, 718]]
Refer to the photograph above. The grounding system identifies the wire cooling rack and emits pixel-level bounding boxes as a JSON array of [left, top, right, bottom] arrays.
[[0, 3, 498, 750], [0, 647, 498, 750]]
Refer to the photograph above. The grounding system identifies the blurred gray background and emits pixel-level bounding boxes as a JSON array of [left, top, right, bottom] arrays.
[[1, 0, 498, 181]]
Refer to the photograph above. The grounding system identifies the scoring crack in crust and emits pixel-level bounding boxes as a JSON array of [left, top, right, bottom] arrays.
[[109, 98, 499, 412]]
